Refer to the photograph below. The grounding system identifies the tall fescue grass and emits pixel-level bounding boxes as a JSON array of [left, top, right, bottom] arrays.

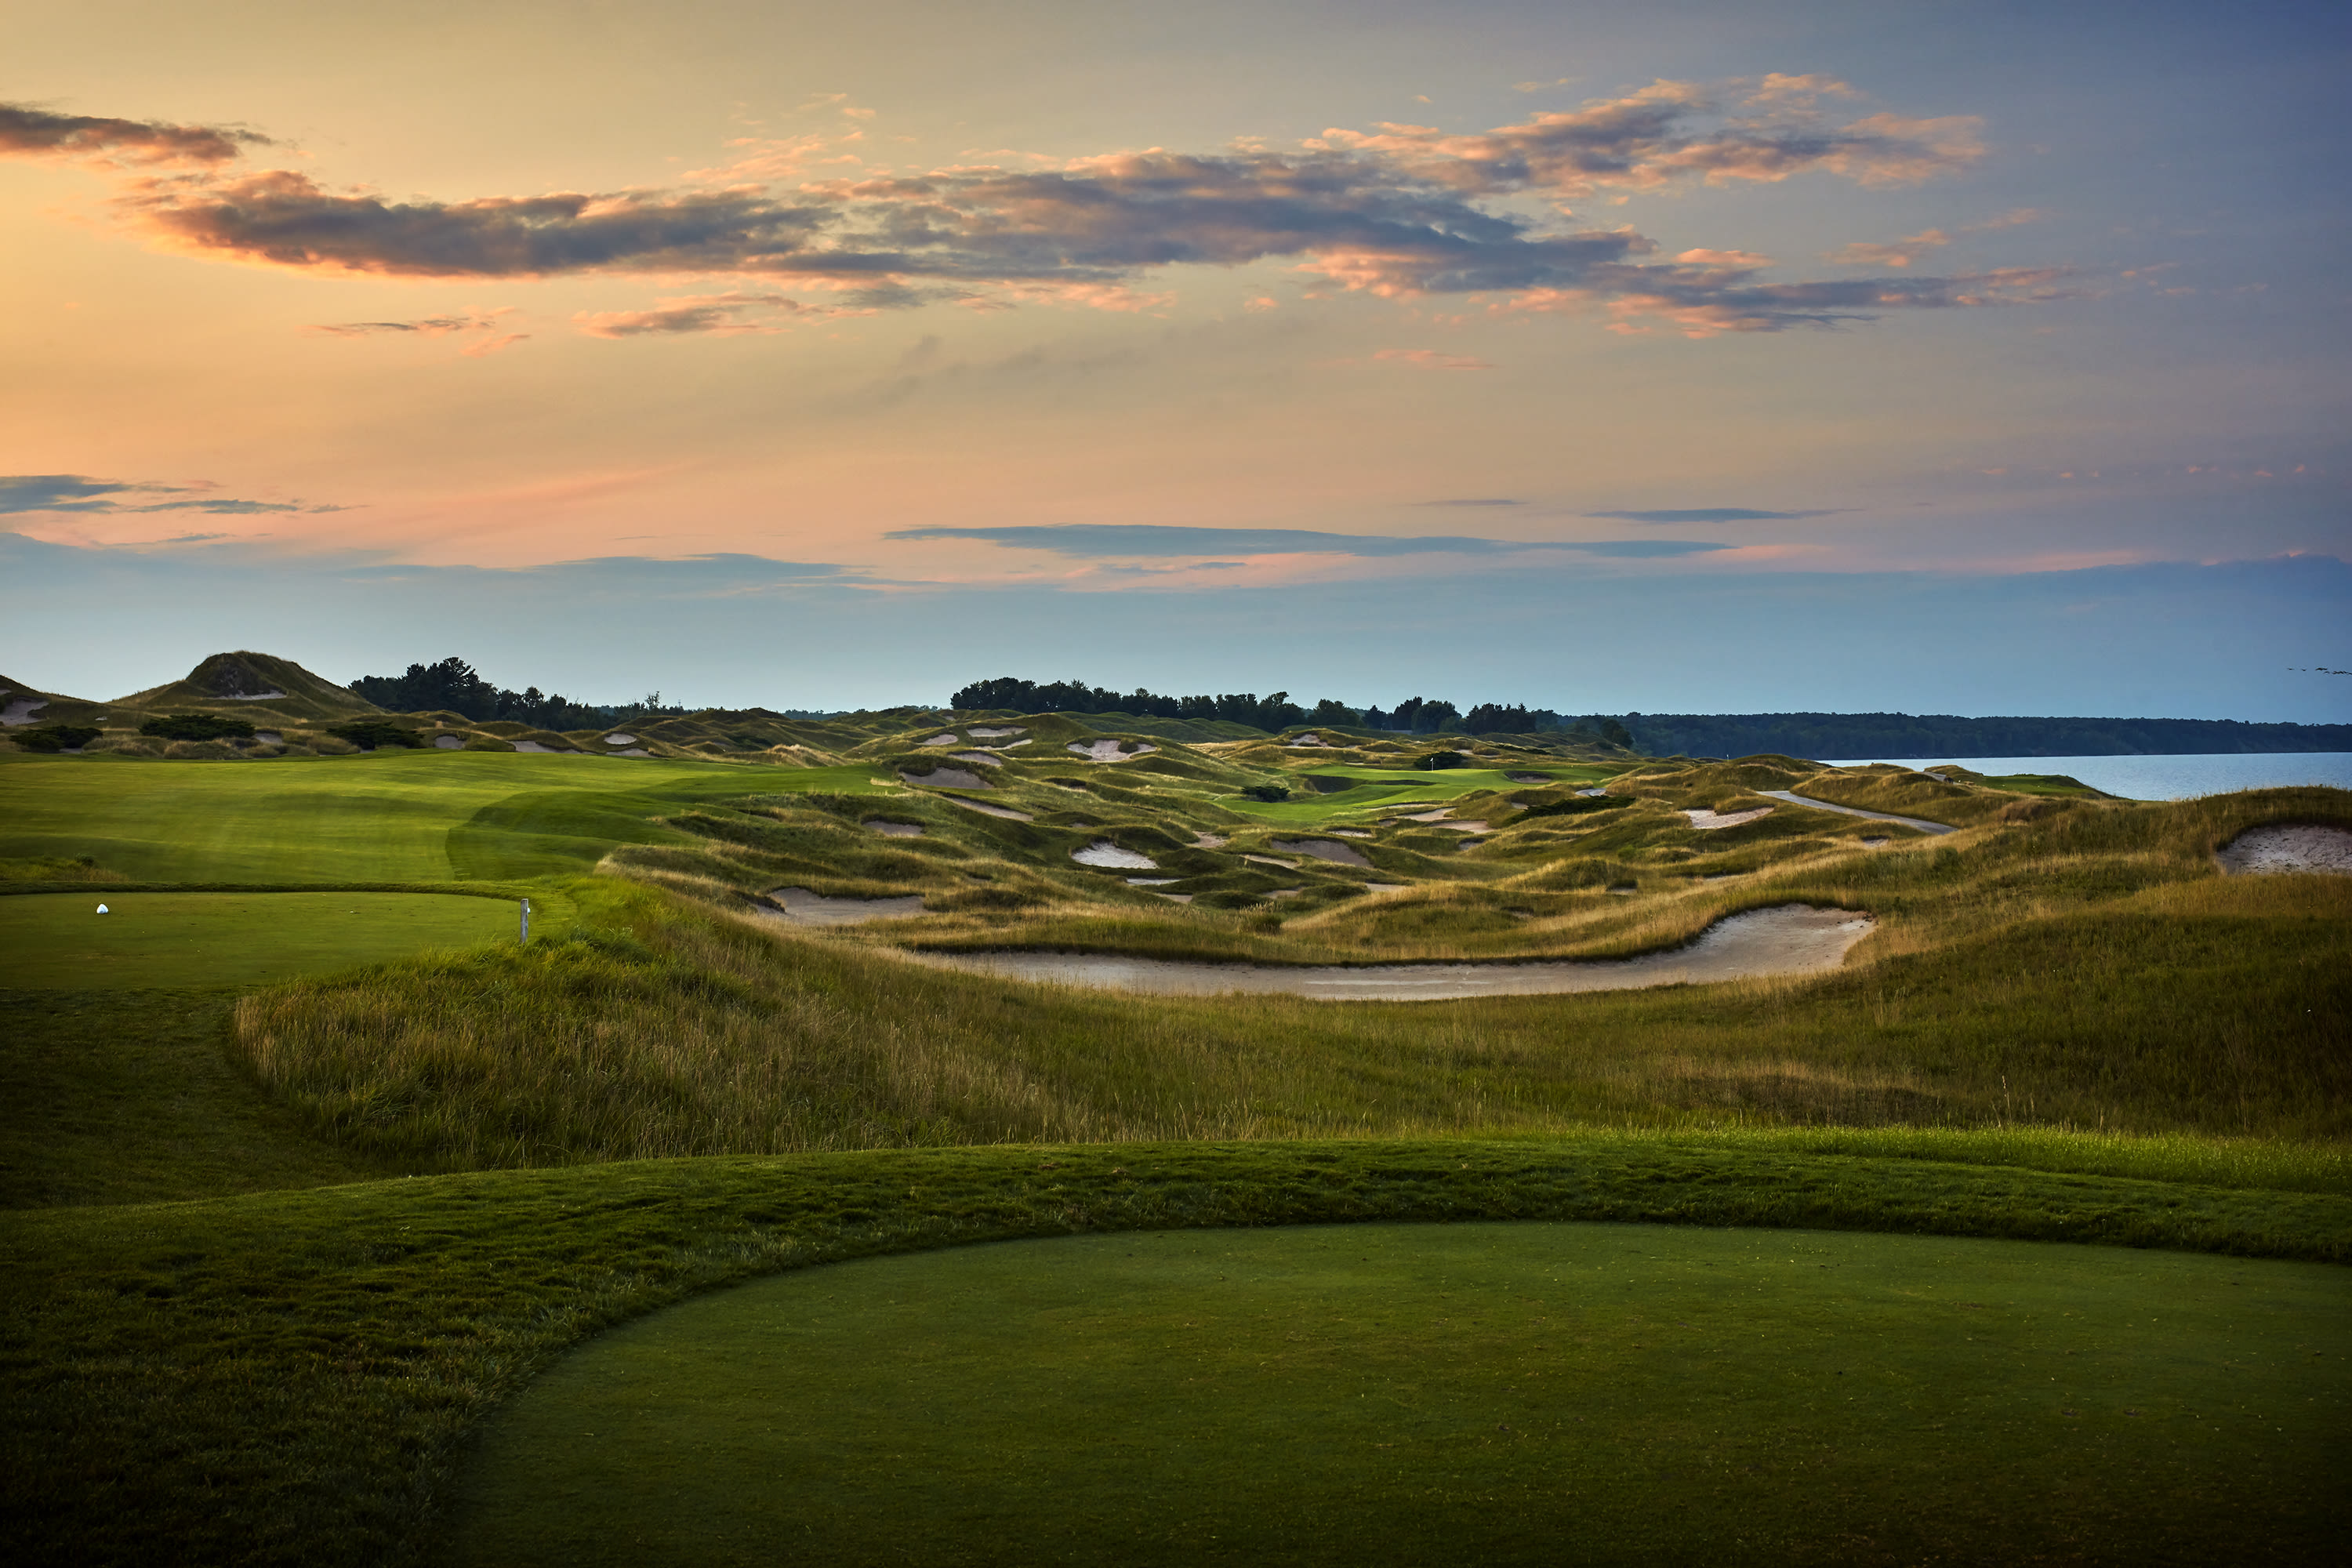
[[235, 836, 2352, 1174]]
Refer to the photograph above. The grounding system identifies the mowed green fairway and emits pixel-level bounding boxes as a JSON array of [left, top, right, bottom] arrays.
[[2, 891, 529, 989], [0, 752, 886, 884], [448, 1221, 2350, 1568], [1223, 761, 1617, 825]]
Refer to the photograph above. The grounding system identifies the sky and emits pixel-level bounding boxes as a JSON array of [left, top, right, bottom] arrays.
[[4, 0, 2347, 719]]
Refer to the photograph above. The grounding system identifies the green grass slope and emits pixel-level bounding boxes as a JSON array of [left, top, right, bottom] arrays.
[[5, 1141, 2347, 1567], [448, 1221, 2350, 1567]]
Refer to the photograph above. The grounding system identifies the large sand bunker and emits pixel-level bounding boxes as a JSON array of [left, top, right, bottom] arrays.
[[2, 698, 49, 726], [921, 733, 960, 746], [949, 750, 1004, 766], [603, 733, 637, 746], [2216, 823, 2352, 875], [1758, 789, 1955, 836], [759, 887, 927, 924], [968, 725, 1026, 738], [434, 735, 464, 750], [1073, 840, 1159, 869], [1067, 739, 1159, 761], [950, 799, 1033, 822], [916, 904, 1873, 1000], [1682, 806, 1773, 831], [1268, 837, 1374, 869], [901, 767, 992, 789]]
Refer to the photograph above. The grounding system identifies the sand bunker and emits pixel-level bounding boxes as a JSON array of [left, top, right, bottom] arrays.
[[1682, 806, 1774, 831], [949, 799, 1033, 822], [1066, 739, 1159, 761], [760, 887, 927, 925], [921, 733, 960, 746], [216, 690, 288, 702], [434, 735, 464, 750], [1577, 787, 1609, 798], [1860, 836, 1891, 848], [920, 904, 1873, 1000], [603, 733, 637, 746], [2, 698, 49, 726], [867, 821, 925, 837], [949, 750, 1004, 766], [254, 731, 284, 746], [511, 741, 558, 753], [968, 726, 1026, 738], [1073, 840, 1159, 869], [1126, 876, 1179, 886], [1194, 832, 1229, 848], [1268, 837, 1373, 869], [1243, 853, 1298, 869], [1504, 771, 1555, 783], [1331, 828, 1371, 838], [2216, 823, 2352, 875], [609, 748, 652, 758], [1759, 789, 1955, 836], [901, 767, 992, 789], [1286, 735, 1328, 746]]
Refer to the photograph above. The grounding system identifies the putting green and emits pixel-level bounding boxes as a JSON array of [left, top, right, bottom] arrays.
[[448, 1222, 2349, 1566], [0, 891, 529, 989], [0, 751, 885, 883]]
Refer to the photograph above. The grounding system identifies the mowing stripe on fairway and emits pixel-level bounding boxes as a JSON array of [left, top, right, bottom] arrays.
[[447, 1220, 2350, 1567], [0, 891, 535, 989]]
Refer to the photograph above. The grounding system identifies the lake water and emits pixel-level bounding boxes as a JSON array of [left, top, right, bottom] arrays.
[[1822, 752, 2352, 801]]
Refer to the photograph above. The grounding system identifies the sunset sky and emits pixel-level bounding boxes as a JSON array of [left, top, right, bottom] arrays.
[[5, 0, 2346, 719]]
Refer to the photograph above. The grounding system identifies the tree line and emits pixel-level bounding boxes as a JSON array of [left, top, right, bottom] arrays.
[[948, 676, 1632, 742], [349, 658, 686, 728]]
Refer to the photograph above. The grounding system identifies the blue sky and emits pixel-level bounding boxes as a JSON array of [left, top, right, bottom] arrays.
[[2, 0, 2345, 717]]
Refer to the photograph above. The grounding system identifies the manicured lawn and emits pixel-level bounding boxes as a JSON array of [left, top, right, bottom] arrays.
[[0, 890, 535, 989], [5, 1142, 2346, 1566], [0, 751, 884, 884], [448, 1220, 2349, 1566]]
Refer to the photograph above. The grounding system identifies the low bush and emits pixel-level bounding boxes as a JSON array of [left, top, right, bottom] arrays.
[[139, 713, 255, 742], [9, 725, 102, 753], [1240, 783, 1290, 802], [326, 720, 423, 750]]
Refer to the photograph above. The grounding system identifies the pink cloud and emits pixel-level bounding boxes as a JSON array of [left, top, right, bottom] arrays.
[[1373, 348, 1495, 369], [1824, 230, 1951, 267]]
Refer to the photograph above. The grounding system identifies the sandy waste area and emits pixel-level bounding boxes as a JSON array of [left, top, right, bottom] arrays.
[[2217, 823, 2352, 874], [913, 904, 1875, 1000]]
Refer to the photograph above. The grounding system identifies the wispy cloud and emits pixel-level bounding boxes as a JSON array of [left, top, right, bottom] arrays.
[[885, 523, 1730, 558], [0, 77, 2058, 339], [1373, 348, 1495, 369], [0, 102, 269, 166], [306, 310, 527, 355], [1586, 506, 1844, 524], [0, 474, 342, 516]]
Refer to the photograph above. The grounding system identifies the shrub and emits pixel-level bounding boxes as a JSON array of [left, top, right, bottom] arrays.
[[10, 724, 103, 753], [1417, 750, 1468, 771], [1240, 783, 1290, 802], [326, 720, 424, 751], [140, 713, 256, 742]]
